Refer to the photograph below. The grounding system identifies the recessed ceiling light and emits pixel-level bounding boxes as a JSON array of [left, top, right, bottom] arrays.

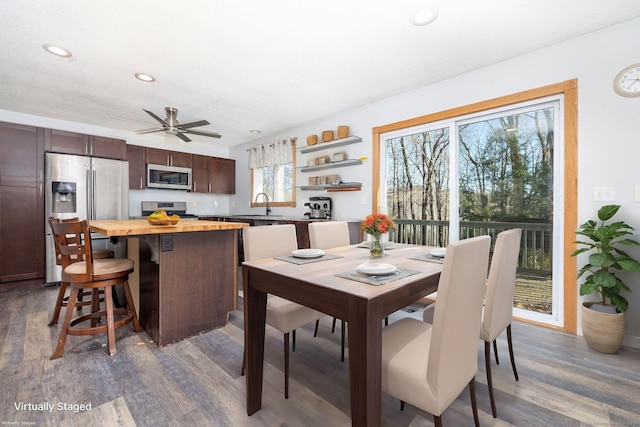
[[43, 44, 72, 58], [135, 72, 156, 82], [410, 7, 439, 26], [249, 129, 262, 134]]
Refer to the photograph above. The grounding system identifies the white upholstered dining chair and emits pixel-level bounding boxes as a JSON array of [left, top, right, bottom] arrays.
[[382, 235, 491, 427], [478, 227, 522, 418], [422, 228, 523, 418], [308, 221, 350, 361], [241, 224, 325, 399]]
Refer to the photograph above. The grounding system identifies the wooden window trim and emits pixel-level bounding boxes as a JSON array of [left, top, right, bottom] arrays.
[[372, 79, 578, 333]]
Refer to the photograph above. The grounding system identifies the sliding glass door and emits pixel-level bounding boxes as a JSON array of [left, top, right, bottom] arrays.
[[381, 98, 563, 325]]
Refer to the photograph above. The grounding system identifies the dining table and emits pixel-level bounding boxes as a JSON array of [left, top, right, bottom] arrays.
[[242, 243, 443, 426]]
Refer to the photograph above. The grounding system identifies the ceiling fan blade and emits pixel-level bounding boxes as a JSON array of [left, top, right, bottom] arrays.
[[143, 109, 169, 127], [184, 129, 222, 138], [136, 127, 165, 134], [175, 132, 192, 142], [179, 119, 210, 130]]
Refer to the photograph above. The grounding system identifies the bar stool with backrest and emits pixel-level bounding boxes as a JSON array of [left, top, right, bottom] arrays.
[[49, 219, 142, 359], [47, 217, 114, 326]]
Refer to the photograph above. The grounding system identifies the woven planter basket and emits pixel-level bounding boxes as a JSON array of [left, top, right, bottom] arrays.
[[581, 302, 626, 354]]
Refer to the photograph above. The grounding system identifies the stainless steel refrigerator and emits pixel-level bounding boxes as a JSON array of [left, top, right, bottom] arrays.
[[45, 152, 129, 284]]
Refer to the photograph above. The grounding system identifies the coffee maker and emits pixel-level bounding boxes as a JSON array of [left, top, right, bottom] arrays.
[[304, 196, 332, 219]]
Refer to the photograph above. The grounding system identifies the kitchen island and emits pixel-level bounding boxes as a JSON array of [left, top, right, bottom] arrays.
[[90, 219, 248, 346]]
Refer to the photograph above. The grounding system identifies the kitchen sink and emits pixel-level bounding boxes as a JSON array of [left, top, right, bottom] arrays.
[[230, 214, 283, 217]]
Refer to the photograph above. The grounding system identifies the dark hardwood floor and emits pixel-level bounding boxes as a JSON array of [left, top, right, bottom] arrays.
[[1, 284, 639, 426]]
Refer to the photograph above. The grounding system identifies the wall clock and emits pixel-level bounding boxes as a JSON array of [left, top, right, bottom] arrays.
[[613, 63, 640, 97]]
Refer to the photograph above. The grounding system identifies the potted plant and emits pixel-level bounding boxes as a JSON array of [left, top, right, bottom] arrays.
[[572, 204, 640, 353]]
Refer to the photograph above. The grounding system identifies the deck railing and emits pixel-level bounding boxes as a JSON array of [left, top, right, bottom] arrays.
[[390, 219, 553, 276]]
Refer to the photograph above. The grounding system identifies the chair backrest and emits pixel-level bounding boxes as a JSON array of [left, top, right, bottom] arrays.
[[48, 217, 81, 266], [243, 224, 298, 261], [481, 228, 522, 341], [308, 221, 350, 249], [50, 219, 95, 281], [427, 235, 491, 406]]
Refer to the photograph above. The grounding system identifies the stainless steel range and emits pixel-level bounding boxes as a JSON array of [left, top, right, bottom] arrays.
[[140, 201, 198, 219]]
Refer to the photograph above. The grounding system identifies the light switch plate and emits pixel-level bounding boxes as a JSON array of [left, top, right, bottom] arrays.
[[593, 186, 614, 202]]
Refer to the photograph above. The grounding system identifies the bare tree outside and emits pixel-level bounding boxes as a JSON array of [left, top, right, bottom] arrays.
[[385, 105, 555, 314]]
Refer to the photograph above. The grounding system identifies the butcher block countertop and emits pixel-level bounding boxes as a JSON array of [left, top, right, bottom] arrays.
[[90, 219, 249, 237]]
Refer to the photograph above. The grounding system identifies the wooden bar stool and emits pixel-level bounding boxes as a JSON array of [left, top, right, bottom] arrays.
[[47, 217, 113, 326], [50, 219, 142, 359]]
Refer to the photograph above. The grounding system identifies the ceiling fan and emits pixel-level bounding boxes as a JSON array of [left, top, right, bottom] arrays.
[[137, 107, 221, 142]]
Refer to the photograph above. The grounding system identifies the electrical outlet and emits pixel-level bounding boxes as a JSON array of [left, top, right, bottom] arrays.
[[593, 186, 614, 202], [161, 235, 173, 252]]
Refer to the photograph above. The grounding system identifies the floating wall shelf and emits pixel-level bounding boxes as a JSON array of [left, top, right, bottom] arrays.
[[298, 182, 362, 192], [299, 136, 362, 154], [299, 159, 363, 172]]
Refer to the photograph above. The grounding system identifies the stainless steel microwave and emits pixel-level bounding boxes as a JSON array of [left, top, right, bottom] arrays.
[[147, 164, 192, 190]]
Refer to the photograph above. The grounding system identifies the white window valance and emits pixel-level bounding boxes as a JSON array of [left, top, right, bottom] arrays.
[[248, 138, 293, 169]]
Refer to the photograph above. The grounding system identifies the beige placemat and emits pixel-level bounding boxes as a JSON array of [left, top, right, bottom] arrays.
[[274, 254, 343, 265], [336, 269, 420, 286]]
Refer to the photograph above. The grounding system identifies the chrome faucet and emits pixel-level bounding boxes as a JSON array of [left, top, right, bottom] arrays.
[[254, 192, 271, 215]]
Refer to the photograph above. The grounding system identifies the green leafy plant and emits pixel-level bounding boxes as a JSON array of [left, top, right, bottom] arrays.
[[572, 204, 640, 312]]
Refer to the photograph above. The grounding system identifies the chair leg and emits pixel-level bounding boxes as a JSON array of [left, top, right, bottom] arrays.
[[332, 317, 337, 333], [314, 319, 319, 337], [292, 329, 296, 352], [122, 281, 143, 332], [50, 286, 80, 359], [507, 324, 519, 381], [469, 377, 480, 427], [91, 288, 101, 327], [400, 400, 405, 411], [48, 281, 68, 326], [340, 320, 346, 362], [485, 340, 497, 418], [384, 317, 388, 327], [493, 339, 500, 364], [241, 352, 245, 376], [283, 332, 290, 399], [104, 285, 117, 356], [433, 415, 442, 427]]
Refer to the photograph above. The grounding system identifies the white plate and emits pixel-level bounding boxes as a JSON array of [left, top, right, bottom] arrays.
[[430, 248, 446, 258], [292, 249, 325, 258], [355, 263, 397, 276], [360, 241, 395, 249]]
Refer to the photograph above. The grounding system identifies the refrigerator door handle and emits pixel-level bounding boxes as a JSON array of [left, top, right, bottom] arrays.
[[86, 169, 92, 220], [92, 170, 97, 220]]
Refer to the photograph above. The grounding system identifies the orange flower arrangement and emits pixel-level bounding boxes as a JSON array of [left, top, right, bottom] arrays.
[[361, 213, 395, 237]]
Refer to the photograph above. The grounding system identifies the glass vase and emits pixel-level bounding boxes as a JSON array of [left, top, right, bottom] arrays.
[[369, 234, 384, 257]]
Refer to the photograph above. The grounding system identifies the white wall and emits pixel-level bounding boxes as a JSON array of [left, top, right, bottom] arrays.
[[230, 18, 640, 348]]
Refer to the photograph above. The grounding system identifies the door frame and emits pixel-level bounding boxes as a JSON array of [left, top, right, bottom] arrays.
[[371, 79, 578, 333]]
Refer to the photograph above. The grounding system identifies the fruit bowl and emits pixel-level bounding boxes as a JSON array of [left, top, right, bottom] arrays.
[[148, 218, 172, 226], [170, 216, 180, 225]]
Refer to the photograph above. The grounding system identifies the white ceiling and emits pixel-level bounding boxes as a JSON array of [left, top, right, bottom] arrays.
[[2, 1, 640, 148]]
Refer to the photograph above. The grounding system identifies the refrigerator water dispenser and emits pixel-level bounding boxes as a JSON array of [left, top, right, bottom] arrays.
[[51, 181, 77, 213]]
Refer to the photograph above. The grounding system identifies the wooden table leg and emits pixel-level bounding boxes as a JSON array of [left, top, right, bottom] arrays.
[[243, 267, 268, 416], [347, 299, 382, 427]]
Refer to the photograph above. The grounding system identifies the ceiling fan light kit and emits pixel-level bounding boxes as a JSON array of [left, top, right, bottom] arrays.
[[138, 107, 222, 142]]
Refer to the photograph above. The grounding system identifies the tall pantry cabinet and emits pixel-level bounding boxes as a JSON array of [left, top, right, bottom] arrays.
[[0, 122, 45, 286]]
